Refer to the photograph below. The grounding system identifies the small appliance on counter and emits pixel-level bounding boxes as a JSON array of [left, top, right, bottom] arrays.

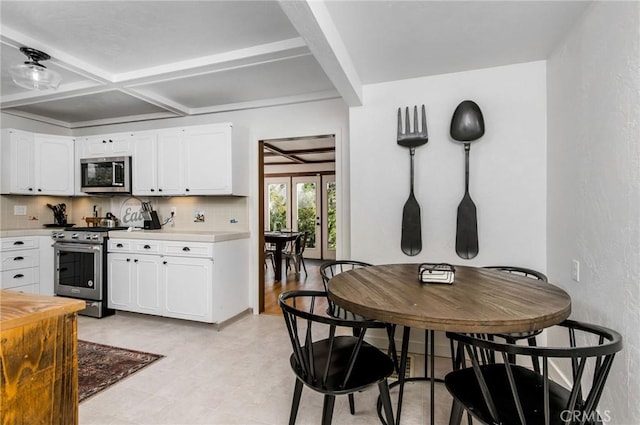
[[141, 201, 161, 229]]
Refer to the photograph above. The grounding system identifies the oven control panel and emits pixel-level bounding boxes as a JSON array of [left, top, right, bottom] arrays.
[[52, 231, 105, 243]]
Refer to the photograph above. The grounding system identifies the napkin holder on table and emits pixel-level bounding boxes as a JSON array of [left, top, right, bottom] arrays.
[[418, 263, 456, 284]]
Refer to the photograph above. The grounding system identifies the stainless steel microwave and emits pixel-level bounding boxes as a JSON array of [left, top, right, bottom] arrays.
[[80, 156, 131, 193]]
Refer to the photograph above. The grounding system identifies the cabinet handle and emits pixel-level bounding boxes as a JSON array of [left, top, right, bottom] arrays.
[[102, 140, 107, 143], [28, 188, 33, 191], [134, 259, 138, 263], [158, 188, 163, 192], [163, 261, 167, 265], [185, 188, 190, 192], [150, 188, 155, 192], [144, 245, 151, 249], [126, 258, 131, 262], [13, 256, 24, 261], [109, 139, 113, 143], [117, 243, 123, 248], [182, 247, 190, 252], [37, 188, 42, 192], [13, 274, 24, 279], [13, 241, 24, 245]]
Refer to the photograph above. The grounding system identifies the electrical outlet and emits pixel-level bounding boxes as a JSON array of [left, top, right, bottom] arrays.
[[170, 207, 177, 217], [571, 259, 580, 282], [14, 205, 27, 215]]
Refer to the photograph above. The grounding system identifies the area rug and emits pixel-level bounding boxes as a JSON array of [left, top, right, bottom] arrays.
[[78, 340, 164, 402]]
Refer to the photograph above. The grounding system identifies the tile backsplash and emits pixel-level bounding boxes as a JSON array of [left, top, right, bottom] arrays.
[[0, 195, 248, 232]]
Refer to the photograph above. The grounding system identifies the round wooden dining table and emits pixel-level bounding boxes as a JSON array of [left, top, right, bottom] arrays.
[[328, 263, 571, 334], [328, 263, 572, 425]]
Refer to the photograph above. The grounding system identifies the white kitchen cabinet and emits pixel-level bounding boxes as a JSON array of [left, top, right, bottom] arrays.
[[131, 123, 248, 196], [0, 236, 40, 294], [38, 235, 55, 296], [107, 237, 248, 324], [163, 256, 213, 322], [77, 133, 133, 158], [1, 129, 74, 196], [108, 240, 163, 315]]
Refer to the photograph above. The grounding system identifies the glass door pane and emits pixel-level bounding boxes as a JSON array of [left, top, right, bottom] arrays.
[[292, 176, 321, 259], [322, 175, 337, 260], [264, 177, 290, 231]]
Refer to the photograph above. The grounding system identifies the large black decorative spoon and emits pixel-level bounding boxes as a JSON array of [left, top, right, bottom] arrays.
[[450, 100, 484, 259]]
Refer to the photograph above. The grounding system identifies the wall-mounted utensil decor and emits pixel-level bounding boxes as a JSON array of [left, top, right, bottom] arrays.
[[398, 105, 428, 256], [450, 100, 485, 259]]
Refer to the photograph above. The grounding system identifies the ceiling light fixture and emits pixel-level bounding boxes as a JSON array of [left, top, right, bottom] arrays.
[[9, 47, 62, 91]]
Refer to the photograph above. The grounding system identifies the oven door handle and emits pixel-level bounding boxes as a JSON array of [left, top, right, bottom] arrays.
[[54, 243, 102, 252]]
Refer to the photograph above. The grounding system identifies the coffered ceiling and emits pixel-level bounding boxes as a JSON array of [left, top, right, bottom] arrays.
[[0, 1, 590, 129]]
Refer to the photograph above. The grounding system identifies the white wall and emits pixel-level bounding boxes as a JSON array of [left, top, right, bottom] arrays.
[[547, 2, 640, 424], [350, 61, 547, 268], [1, 112, 72, 136]]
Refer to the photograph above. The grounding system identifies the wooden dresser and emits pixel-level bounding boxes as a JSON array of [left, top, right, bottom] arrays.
[[0, 290, 85, 425]]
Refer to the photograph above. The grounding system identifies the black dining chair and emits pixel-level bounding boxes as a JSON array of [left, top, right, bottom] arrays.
[[483, 266, 549, 372], [285, 231, 308, 275], [445, 319, 623, 425], [319, 260, 398, 416], [279, 290, 396, 425]]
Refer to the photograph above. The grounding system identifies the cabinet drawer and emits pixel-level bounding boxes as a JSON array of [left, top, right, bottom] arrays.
[[1, 267, 39, 289], [108, 239, 134, 252], [163, 242, 213, 258], [5, 283, 39, 294], [1, 237, 39, 251], [133, 241, 161, 254], [1, 250, 39, 271]]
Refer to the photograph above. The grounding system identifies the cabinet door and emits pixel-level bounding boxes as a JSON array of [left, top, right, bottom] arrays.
[[8, 130, 35, 194], [83, 134, 132, 157], [34, 136, 74, 195], [157, 130, 184, 195], [134, 255, 162, 314], [108, 253, 134, 310], [132, 133, 158, 195], [183, 125, 231, 194], [163, 256, 212, 322]]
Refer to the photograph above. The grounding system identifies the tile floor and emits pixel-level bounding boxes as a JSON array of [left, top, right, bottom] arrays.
[[78, 312, 455, 425]]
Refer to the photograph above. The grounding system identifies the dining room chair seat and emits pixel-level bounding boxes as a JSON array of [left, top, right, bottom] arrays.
[[445, 319, 623, 425], [279, 290, 395, 425]]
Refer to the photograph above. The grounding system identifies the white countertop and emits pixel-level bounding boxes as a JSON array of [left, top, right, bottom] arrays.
[[1, 228, 249, 242], [107, 229, 250, 242]]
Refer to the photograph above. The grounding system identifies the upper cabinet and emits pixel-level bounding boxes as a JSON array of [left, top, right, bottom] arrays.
[[77, 133, 133, 158], [1, 129, 74, 196], [132, 123, 248, 196]]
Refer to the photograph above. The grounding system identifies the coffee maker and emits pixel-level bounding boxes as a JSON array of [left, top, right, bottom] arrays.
[[141, 202, 162, 229]]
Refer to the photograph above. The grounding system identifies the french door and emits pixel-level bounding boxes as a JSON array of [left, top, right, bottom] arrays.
[[292, 176, 321, 259], [264, 174, 336, 260]]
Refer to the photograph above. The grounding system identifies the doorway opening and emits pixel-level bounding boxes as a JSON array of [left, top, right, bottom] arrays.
[[258, 134, 336, 314]]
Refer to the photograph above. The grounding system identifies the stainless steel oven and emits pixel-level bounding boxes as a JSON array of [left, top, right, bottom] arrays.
[[53, 228, 118, 318]]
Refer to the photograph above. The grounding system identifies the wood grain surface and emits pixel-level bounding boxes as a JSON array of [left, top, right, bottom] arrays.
[[328, 264, 571, 333], [1, 291, 83, 425]]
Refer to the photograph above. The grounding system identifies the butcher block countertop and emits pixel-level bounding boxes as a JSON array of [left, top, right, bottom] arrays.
[[107, 229, 250, 242], [0, 290, 85, 331]]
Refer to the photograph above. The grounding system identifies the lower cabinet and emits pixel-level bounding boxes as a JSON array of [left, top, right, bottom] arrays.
[[107, 238, 246, 324], [0, 236, 41, 294], [108, 253, 163, 315], [163, 256, 212, 322]]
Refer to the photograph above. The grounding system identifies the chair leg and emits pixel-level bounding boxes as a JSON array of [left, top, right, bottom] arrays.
[[321, 395, 336, 425], [348, 393, 355, 414], [300, 256, 307, 274], [448, 399, 464, 425], [378, 379, 395, 425], [528, 336, 540, 373], [289, 379, 303, 425]]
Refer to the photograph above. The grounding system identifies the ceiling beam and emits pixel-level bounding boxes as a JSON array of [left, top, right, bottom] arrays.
[[278, 0, 363, 106], [264, 143, 306, 164]]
